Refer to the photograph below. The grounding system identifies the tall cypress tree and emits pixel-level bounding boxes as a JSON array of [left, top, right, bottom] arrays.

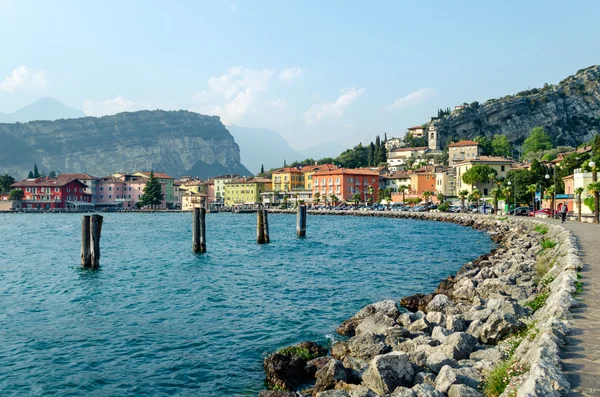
[[260, 164, 265, 174], [384, 132, 388, 142], [379, 136, 388, 164], [28, 171, 34, 179], [33, 164, 39, 178], [368, 142, 375, 166]]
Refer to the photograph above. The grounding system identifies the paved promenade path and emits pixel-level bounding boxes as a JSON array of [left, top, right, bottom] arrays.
[[539, 218, 600, 396]]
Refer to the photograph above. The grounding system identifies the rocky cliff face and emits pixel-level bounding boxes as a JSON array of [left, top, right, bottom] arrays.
[[435, 65, 600, 148], [0, 110, 251, 179]]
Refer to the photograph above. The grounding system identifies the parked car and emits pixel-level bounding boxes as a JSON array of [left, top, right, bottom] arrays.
[[510, 206, 533, 216], [530, 208, 553, 217]]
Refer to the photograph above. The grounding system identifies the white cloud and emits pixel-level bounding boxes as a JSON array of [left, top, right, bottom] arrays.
[[0, 66, 47, 92], [82, 95, 145, 116], [192, 67, 275, 124], [384, 88, 436, 111], [279, 68, 304, 84], [303, 88, 365, 125]]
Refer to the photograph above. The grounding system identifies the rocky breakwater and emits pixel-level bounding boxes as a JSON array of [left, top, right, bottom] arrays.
[[259, 212, 582, 397]]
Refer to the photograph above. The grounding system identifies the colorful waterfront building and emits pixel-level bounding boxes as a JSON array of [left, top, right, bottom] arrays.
[[11, 177, 91, 210], [271, 167, 304, 193], [311, 168, 379, 204], [224, 177, 272, 206], [133, 171, 175, 208], [448, 140, 481, 166], [58, 173, 100, 203], [453, 156, 514, 196], [212, 175, 240, 207]]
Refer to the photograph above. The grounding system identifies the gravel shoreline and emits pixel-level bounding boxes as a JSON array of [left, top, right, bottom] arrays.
[[259, 211, 581, 397]]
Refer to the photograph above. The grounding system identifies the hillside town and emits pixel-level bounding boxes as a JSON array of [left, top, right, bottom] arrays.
[[1, 124, 599, 222]]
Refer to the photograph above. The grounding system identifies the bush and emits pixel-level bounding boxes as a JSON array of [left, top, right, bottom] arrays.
[[540, 238, 557, 251], [534, 224, 548, 235], [524, 291, 549, 313], [277, 346, 318, 360], [438, 202, 450, 212]]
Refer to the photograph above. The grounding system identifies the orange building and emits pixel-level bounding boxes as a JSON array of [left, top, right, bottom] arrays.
[[312, 168, 379, 203], [410, 172, 437, 195]]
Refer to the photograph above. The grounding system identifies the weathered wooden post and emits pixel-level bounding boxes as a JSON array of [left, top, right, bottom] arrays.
[[193, 207, 207, 253], [263, 209, 270, 243], [90, 214, 103, 268], [257, 208, 266, 244], [297, 205, 307, 237], [81, 215, 91, 267]]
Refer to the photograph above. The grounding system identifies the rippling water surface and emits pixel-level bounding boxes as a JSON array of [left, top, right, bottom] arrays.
[[0, 213, 494, 396]]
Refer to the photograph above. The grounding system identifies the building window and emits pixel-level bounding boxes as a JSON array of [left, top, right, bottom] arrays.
[[67, 188, 70, 192], [501, 165, 505, 171], [109, 194, 112, 199], [109, 186, 112, 191]]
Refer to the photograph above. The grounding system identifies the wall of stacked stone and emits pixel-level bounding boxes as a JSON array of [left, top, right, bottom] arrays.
[[262, 210, 581, 396]]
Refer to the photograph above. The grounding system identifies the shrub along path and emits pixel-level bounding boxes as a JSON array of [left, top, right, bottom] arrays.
[[539, 218, 600, 396]]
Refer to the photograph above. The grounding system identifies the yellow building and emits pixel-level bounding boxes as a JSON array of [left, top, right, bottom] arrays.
[[271, 167, 304, 193], [454, 156, 514, 196], [224, 177, 272, 206]]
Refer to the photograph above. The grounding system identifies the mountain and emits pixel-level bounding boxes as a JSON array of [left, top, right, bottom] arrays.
[[0, 110, 251, 179], [228, 125, 345, 173], [0, 97, 85, 123], [434, 65, 600, 148]]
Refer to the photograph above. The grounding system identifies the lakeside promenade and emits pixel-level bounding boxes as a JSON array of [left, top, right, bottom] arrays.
[[540, 219, 600, 396]]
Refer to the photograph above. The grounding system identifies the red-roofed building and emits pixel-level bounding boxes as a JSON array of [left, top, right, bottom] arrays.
[[407, 126, 425, 138], [11, 177, 91, 210], [58, 173, 100, 204]]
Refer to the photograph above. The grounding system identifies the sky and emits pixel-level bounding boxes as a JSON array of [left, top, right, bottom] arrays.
[[0, 0, 599, 150]]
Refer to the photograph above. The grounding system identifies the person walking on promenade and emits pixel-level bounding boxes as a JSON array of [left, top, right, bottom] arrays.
[[560, 202, 569, 223]]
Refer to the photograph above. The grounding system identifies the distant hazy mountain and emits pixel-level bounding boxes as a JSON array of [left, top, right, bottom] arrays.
[[0, 97, 85, 123], [228, 125, 344, 173]]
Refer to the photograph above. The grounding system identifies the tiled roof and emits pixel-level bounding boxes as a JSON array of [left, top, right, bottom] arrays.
[[313, 168, 379, 177], [390, 146, 428, 152], [58, 173, 99, 180], [407, 126, 423, 130], [300, 164, 337, 173], [11, 178, 87, 188], [272, 167, 303, 173], [448, 140, 478, 147], [135, 171, 174, 179]]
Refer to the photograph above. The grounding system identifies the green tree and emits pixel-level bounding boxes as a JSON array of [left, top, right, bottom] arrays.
[[523, 126, 553, 155], [474, 136, 492, 156], [0, 174, 15, 192], [368, 142, 375, 166], [313, 191, 320, 206], [377, 135, 387, 164], [398, 185, 408, 203], [367, 185, 374, 204], [575, 187, 584, 222], [491, 188, 501, 215], [49, 170, 57, 178], [28, 171, 34, 179], [437, 193, 445, 203], [330, 195, 338, 207], [9, 189, 24, 200], [352, 193, 361, 207], [588, 182, 600, 224], [139, 171, 164, 209], [33, 164, 39, 178], [423, 191, 432, 211], [458, 190, 469, 213], [469, 189, 482, 210], [505, 169, 538, 204], [461, 164, 498, 188], [526, 184, 537, 207], [492, 134, 512, 157], [260, 164, 264, 174], [335, 144, 369, 168]]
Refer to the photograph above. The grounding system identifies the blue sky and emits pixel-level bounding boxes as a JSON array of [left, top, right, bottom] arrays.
[[0, 0, 599, 150]]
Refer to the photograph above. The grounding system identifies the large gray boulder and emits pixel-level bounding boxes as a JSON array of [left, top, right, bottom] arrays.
[[425, 351, 458, 374], [313, 359, 349, 395], [332, 333, 391, 361], [479, 312, 524, 344], [425, 311, 445, 326], [447, 384, 483, 397], [337, 300, 400, 336], [391, 386, 416, 396], [445, 315, 466, 332], [426, 294, 453, 313], [333, 382, 377, 397], [355, 312, 397, 336], [407, 318, 431, 334], [454, 366, 483, 389], [431, 326, 451, 343], [434, 365, 457, 393], [315, 391, 349, 397], [411, 383, 445, 397], [439, 333, 477, 360], [362, 352, 415, 395]]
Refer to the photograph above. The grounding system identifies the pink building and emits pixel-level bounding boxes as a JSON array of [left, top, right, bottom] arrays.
[[96, 173, 167, 209]]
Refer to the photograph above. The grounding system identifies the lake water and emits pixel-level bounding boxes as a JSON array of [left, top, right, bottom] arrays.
[[0, 213, 494, 396]]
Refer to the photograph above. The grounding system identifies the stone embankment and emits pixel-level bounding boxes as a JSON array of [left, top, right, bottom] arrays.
[[260, 211, 582, 397]]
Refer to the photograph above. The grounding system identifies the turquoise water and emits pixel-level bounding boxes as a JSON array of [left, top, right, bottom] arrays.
[[0, 213, 494, 396]]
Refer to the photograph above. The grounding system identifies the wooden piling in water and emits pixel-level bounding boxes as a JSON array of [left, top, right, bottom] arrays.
[[81, 215, 91, 267], [90, 214, 103, 268], [262, 209, 270, 243], [257, 209, 265, 244], [193, 207, 207, 253], [297, 205, 307, 237]]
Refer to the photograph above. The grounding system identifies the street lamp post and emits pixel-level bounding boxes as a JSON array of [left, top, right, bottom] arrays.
[[590, 160, 599, 224]]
